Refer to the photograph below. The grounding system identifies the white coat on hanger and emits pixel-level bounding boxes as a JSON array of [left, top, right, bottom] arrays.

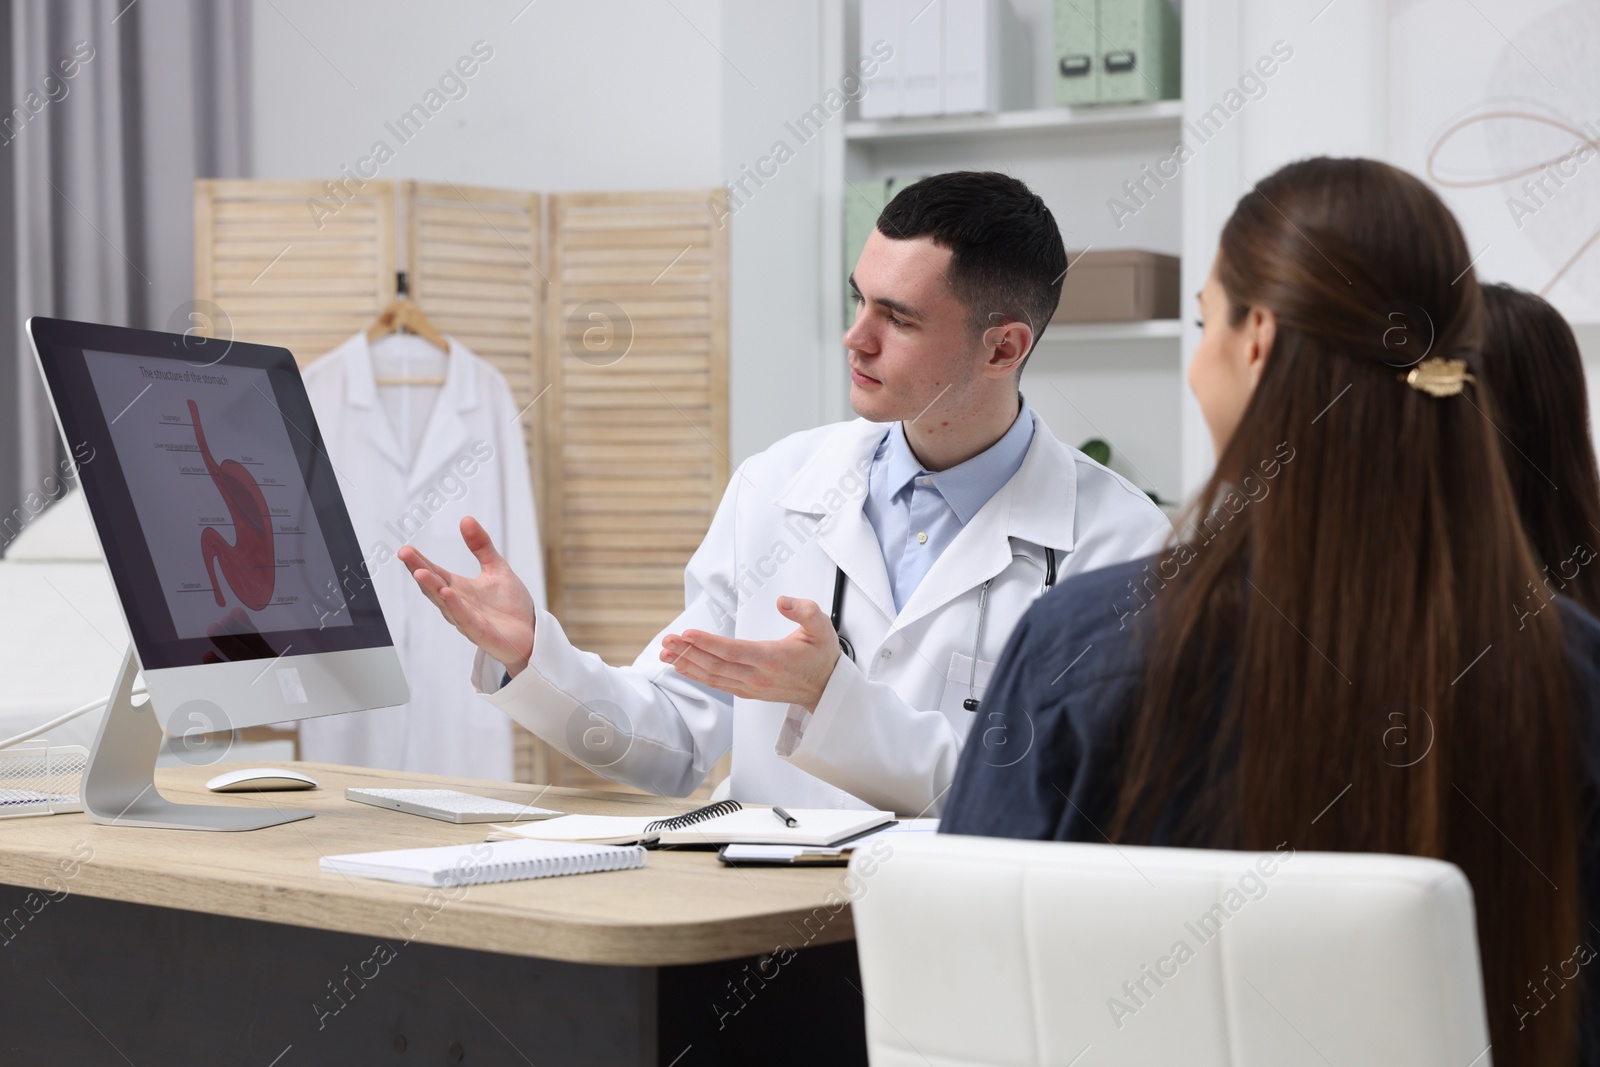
[[299, 331, 545, 780]]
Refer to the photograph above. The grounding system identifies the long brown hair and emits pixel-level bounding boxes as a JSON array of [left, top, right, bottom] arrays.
[[1478, 282, 1600, 615], [1110, 158, 1580, 1066]]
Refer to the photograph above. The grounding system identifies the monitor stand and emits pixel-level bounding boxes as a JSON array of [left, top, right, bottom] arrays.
[[81, 645, 313, 831]]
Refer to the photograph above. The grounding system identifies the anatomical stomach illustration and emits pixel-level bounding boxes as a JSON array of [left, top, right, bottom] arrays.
[[189, 399, 276, 611]]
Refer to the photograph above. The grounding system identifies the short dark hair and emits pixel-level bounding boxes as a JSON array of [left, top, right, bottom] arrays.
[[875, 171, 1067, 366]]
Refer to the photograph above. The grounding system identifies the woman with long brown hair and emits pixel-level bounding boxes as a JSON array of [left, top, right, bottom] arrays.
[[941, 157, 1600, 1066], [1478, 282, 1600, 616]]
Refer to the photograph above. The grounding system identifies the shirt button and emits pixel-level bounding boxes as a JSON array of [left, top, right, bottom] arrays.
[[916, 532, 928, 544], [880, 649, 893, 660], [919, 477, 933, 486]]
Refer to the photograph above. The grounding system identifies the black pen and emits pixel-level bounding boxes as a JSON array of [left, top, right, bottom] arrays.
[[772, 806, 799, 828]]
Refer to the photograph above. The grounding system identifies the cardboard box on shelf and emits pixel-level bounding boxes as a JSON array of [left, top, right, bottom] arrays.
[[1054, 249, 1180, 323]]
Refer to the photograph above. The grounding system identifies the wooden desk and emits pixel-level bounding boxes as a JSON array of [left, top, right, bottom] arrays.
[[0, 763, 868, 1066]]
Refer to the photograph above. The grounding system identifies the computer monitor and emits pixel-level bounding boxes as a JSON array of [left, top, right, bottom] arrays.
[[28, 317, 408, 830]]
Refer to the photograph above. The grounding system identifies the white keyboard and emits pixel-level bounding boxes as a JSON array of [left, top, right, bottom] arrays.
[[345, 788, 563, 825]]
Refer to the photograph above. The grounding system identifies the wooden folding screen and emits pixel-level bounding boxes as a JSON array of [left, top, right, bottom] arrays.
[[543, 191, 730, 669], [402, 181, 546, 550], [193, 180, 729, 789], [193, 179, 395, 365]]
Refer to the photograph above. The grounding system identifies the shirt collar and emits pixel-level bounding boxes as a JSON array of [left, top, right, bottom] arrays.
[[884, 396, 1037, 524]]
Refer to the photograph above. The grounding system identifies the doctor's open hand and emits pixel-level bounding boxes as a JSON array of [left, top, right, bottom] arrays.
[[400, 516, 537, 677], [660, 596, 841, 712]]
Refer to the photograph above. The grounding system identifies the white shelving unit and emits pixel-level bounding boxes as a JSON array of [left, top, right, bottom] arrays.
[[1042, 319, 1184, 343], [821, 0, 1197, 503], [844, 100, 1185, 143]]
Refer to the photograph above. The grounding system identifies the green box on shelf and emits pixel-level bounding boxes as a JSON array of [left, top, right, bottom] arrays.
[[842, 177, 897, 321], [1053, 1, 1099, 106], [1097, 0, 1180, 104]]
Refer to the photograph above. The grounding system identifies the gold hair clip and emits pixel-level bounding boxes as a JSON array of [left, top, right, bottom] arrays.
[[1403, 357, 1476, 397]]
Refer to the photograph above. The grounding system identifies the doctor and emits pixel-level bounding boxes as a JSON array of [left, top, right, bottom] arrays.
[[401, 171, 1170, 815]]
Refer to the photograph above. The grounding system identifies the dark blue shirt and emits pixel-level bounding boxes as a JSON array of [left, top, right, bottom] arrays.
[[942, 554, 1600, 1056]]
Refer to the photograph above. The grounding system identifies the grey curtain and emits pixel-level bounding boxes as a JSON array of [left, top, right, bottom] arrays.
[[1, 0, 251, 543]]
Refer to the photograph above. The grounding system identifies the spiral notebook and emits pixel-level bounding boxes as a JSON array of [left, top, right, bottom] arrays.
[[486, 799, 895, 848], [320, 838, 647, 887]]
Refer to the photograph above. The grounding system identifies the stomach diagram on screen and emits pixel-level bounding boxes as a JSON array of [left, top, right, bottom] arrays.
[[189, 399, 276, 611]]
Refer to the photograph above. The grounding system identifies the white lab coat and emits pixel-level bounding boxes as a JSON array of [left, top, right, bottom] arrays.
[[300, 333, 546, 780], [475, 413, 1169, 814]]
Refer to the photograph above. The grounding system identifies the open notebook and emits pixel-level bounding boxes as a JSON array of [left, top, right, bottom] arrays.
[[320, 839, 646, 887], [487, 799, 895, 848]]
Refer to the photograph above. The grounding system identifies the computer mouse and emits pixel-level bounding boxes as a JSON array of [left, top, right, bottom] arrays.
[[205, 767, 320, 792]]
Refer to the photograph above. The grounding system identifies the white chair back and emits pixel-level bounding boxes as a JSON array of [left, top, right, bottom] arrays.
[[848, 834, 1491, 1067]]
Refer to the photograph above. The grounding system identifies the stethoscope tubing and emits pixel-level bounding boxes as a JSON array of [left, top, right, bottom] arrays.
[[829, 547, 1057, 712]]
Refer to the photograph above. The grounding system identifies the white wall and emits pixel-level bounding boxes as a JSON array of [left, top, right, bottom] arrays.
[[1389, 0, 1600, 325], [250, 0, 829, 464], [250, 0, 723, 190], [1183, 0, 1600, 482], [718, 3, 831, 461], [252, 0, 1600, 483], [1179, 0, 1393, 491], [1386, 0, 1600, 435]]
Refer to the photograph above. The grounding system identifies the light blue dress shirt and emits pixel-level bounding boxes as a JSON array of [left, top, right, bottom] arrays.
[[863, 398, 1037, 613]]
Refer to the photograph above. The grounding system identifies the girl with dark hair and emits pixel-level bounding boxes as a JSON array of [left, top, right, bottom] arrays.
[[941, 157, 1600, 1067], [1478, 282, 1600, 617]]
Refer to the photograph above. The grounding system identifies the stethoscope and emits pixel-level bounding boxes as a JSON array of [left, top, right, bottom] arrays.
[[830, 547, 1057, 711]]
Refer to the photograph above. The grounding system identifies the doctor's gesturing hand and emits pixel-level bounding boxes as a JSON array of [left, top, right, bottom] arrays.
[[660, 596, 841, 713], [399, 517, 537, 677]]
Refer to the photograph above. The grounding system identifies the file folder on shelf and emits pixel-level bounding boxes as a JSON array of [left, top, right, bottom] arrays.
[[941, 0, 1001, 115], [1053, 0, 1099, 105], [859, 0, 903, 119], [901, 0, 943, 116], [1097, 0, 1180, 104], [861, 0, 1018, 119]]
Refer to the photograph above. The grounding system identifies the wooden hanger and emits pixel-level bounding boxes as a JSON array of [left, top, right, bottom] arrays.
[[370, 272, 448, 385]]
